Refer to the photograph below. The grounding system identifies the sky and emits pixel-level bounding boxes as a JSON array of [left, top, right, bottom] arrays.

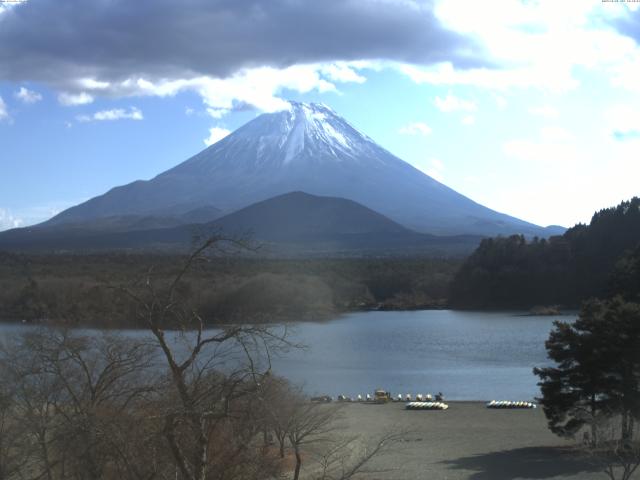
[[1, 0, 640, 231]]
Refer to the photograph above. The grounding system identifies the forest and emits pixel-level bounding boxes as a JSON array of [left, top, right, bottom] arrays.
[[0, 251, 460, 327], [450, 197, 640, 309]]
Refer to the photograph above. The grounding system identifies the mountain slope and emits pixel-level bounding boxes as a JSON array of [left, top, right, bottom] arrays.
[[0, 192, 481, 255], [213, 191, 411, 241], [45, 101, 553, 237], [210, 192, 481, 253]]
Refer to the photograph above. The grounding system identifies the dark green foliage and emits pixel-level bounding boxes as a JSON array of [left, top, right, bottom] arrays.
[[610, 245, 640, 303], [534, 298, 640, 442], [451, 197, 640, 309], [0, 253, 461, 327]]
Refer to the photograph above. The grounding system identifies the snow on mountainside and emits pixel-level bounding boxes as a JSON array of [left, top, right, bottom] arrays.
[[45, 101, 556, 237], [170, 101, 386, 174]]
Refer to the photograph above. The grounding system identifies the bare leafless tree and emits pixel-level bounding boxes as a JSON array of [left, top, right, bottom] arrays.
[[116, 235, 291, 480], [0, 235, 404, 480], [0, 381, 29, 480], [259, 374, 293, 459], [0, 329, 160, 480], [287, 400, 342, 480], [259, 376, 406, 480]]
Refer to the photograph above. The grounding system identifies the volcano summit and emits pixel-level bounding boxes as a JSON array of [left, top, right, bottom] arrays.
[[44, 102, 557, 237]]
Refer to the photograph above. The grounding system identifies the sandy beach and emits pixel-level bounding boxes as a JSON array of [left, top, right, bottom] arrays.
[[328, 401, 611, 480]]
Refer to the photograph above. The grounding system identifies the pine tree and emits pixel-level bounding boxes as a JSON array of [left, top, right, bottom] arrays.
[[534, 298, 640, 445]]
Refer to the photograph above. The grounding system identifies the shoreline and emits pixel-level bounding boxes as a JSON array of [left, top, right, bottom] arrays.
[[0, 305, 577, 330]]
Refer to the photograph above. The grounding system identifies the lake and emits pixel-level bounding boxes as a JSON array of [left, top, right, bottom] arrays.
[[0, 310, 575, 401], [269, 310, 574, 401]]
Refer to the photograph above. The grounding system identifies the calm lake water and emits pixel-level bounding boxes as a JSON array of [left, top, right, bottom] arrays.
[[0, 310, 575, 401], [269, 310, 575, 401]]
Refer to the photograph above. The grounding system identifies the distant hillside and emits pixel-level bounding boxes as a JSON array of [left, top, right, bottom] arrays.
[[24, 205, 223, 233], [0, 192, 482, 256], [450, 197, 640, 308], [214, 191, 410, 240], [211, 192, 482, 254]]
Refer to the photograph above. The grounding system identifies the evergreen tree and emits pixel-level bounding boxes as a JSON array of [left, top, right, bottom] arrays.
[[451, 197, 640, 309], [610, 245, 640, 302], [534, 298, 640, 445]]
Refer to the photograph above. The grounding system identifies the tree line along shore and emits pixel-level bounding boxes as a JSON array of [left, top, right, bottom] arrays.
[[0, 253, 459, 327]]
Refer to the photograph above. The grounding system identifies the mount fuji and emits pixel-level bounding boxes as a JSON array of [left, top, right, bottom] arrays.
[[42, 102, 558, 237]]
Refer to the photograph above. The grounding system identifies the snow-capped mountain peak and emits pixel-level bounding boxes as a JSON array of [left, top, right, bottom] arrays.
[[279, 102, 363, 162], [45, 101, 551, 238], [195, 101, 381, 171]]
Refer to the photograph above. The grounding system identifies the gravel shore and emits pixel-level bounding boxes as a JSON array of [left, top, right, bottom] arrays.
[[330, 401, 609, 480]]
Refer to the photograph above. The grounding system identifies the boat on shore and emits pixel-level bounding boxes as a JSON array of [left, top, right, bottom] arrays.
[[486, 400, 536, 409], [406, 401, 449, 410]]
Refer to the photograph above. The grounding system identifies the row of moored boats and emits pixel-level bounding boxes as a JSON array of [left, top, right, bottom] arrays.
[[336, 393, 443, 402], [329, 394, 537, 410], [486, 400, 537, 409], [405, 401, 449, 410]]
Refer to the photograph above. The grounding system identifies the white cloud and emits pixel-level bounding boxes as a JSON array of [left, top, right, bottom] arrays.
[[461, 115, 475, 126], [397, 0, 640, 93], [204, 127, 231, 146], [77, 107, 143, 122], [605, 104, 640, 140], [321, 63, 367, 84], [402, 62, 579, 92], [597, 136, 640, 210], [14, 87, 42, 104], [52, 62, 371, 120], [0, 208, 23, 231], [0, 96, 8, 121], [494, 95, 508, 110], [193, 64, 339, 112], [76, 78, 110, 90], [58, 91, 94, 106], [479, 125, 640, 227], [540, 126, 574, 142], [398, 122, 432, 136], [434, 93, 476, 113], [502, 126, 578, 165], [206, 108, 229, 119], [529, 105, 559, 118], [185, 107, 195, 116], [609, 51, 640, 93]]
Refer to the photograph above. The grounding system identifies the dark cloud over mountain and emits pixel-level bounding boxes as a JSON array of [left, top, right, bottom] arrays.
[[0, 0, 483, 87]]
